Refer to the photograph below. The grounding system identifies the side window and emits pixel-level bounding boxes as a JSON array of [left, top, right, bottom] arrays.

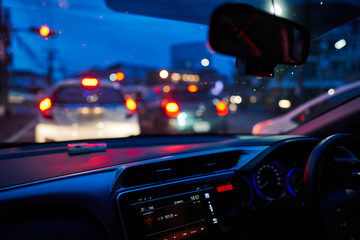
[[291, 86, 360, 124]]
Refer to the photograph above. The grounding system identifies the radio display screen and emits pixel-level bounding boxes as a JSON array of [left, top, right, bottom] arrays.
[[118, 186, 219, 240]]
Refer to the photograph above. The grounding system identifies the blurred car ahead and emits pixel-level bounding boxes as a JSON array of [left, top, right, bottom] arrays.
[[35, 78, 140, 142], [138, 85, 228, 134], [252, 80, 360, 135]]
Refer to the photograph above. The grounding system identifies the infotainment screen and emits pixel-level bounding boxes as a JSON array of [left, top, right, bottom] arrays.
[[118, 185, 219, 240]]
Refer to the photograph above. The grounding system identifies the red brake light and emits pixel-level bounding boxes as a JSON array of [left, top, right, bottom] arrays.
[[39, 98, 52, 111], [39, 98, 53, 119], [299, 114, 305, 121], [216, 101, 228, 116], [81, 78, 99, 87], [126, 98, 137, 111], [165, 102, 180, 117]]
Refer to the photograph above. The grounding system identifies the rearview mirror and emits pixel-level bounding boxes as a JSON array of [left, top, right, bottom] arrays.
[[209, 3, 310, 66]]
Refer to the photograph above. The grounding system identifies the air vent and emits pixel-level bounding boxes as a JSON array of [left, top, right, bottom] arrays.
[[121, 151, 241, 187]]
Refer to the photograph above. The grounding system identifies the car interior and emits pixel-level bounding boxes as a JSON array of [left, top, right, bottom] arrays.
[[0, 0, 360, 240]]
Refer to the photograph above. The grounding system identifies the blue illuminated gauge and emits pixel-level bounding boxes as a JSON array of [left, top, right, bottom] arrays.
[[253, 161, 286, 201], [287, 168, 305, 196]]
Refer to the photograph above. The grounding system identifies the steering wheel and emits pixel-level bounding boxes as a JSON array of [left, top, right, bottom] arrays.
[[304, 133, 360, 239]]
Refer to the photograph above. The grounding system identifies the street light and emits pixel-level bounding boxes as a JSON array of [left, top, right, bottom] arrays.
[[30, 25, 56, 37], [159, 70, 169, 79]]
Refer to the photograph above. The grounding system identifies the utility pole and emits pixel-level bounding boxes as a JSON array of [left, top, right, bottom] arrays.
[[47, 48, 55, 85], [0, 0, 11, 116]]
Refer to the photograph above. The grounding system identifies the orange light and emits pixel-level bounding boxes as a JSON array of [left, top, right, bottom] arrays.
[[126, 98, 137, 111], [116, 72, 125, 81], [39, 25, 50, 37], [188, 85, 198, 93], [216, 101, 228, 116], [81, 78, 99, 87], [39, 98, 52, 111], [165, 102, 180, 117], [163, 85, 170, 93], [252, 120, 273, 135]]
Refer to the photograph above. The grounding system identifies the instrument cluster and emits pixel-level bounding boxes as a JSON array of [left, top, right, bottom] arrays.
[[241, 159, 305, 205]]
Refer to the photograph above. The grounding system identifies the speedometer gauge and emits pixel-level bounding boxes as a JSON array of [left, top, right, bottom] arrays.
[[253, 161, 286, 201]]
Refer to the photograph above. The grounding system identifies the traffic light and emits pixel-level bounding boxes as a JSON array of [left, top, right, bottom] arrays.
[[30, 25, 56, 37], [39, 26, 50, 37]]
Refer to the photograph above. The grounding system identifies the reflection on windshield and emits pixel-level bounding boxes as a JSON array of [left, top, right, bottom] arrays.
[[0, 1, 359, 142]]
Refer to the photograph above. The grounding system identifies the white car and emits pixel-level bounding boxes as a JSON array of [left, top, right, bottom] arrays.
[[35, 78, 140, 142], [252, 80, 360, 135]]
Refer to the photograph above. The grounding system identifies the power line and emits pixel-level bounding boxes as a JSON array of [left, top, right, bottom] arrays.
[[7, 0, 61, 81]]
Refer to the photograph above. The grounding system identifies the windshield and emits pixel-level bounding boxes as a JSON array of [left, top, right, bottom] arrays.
[[0, 0, 359, 143]]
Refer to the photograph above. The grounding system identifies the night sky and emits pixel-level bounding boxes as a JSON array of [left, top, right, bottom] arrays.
[[4, 0, 233, 80]]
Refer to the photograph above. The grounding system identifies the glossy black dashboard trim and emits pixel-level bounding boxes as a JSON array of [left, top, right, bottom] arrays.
[[238, 137, 318, 171], [0, 145, 267, 193], [112, 146, 269, 191], [0, 166, 119, 192], [0, 137, 316, 194]]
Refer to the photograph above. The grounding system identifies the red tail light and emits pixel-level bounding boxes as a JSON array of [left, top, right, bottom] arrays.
[[126, 98, 137, 111], [165, 102, 180, 117], [216, 101, 228, 116], [39, 98, 53, 119], [81, 78, 98, 88]]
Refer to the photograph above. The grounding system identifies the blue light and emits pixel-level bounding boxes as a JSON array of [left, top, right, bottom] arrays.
[[286, 168, 304, 196], [252, 173, 271, 201]]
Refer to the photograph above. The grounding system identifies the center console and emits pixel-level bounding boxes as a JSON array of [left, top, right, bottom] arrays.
[[117, 174, 235, 240]]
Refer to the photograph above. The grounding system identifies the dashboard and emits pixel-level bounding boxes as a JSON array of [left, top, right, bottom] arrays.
[[0, 135, 319, 239]]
